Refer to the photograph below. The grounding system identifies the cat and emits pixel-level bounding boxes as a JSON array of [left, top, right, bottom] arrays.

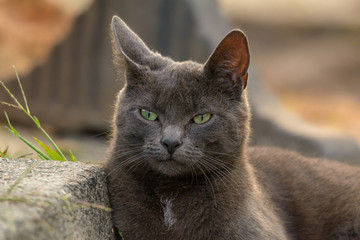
[[105, 16, 360, 240]]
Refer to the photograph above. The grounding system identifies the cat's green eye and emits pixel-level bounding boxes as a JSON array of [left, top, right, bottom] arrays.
[[193, 113, 212, 124], [140, 109, 158, 121]]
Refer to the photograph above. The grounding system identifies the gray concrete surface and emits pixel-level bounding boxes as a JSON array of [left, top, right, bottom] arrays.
[[0, 158, 114, 240]]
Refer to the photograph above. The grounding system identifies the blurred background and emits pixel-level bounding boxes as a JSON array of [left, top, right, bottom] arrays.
[[0, 0, 359, 163], [220, 0, 360, 142]]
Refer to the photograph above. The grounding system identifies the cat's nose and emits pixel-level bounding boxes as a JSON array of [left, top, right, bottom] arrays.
[[161, 125, 183, 154], [161, 137, 182, 154]]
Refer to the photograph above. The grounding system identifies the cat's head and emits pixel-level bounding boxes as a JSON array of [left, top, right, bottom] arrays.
[[110, 16, 250, 177]]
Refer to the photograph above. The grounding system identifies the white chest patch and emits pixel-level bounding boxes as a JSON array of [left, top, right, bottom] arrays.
[[160, 197, 176, 228]]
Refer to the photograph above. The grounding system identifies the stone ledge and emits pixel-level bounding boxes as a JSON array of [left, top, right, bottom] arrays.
[[0, 158, 114, 240]]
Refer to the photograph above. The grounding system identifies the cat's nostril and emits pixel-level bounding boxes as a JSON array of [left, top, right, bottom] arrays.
[[161, 138, 182, 154]]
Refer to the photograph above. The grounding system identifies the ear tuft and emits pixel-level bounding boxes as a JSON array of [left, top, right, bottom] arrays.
[[204, 30, 250, 90]]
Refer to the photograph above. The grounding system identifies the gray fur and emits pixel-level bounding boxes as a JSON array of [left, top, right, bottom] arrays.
[[106, 16, 360, 240]]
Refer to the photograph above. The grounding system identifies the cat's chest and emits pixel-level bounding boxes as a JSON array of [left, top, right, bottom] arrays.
[[159, 196, 177, 229], [151, 187, 221, 236]]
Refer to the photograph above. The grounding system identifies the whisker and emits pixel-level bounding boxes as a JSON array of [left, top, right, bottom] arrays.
[[125, 154, 146, 175], [198, 155, 240, 197], [203, 150, 238, 158], [106, 152, 145, 177], [111, 149, 142, 159], [141, 159, 152, 179], [193, 161, 216, 201], [111, 145, 143, 152], [197, 158, 230, 193], [189, 164, 196, 186], [115, 155, 146, 190]]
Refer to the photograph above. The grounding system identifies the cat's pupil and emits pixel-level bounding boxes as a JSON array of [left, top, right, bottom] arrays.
[[147, 111, 151, 118], [200, 115, 204, 121]]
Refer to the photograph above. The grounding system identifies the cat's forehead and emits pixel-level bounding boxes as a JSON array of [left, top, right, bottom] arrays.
[[152, 61, 202, 88], [125, 61, 216, 116], [149, 62, 209, 110]]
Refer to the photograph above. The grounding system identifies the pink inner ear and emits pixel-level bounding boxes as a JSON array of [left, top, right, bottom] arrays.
[[204, 30, 250, 90], [232, 53, 248, 77], [229, 43, 249, 89], [224, 34, 249, 78]]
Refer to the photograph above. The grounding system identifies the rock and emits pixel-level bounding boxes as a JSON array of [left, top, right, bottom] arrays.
[[0, 158, 114, 240]]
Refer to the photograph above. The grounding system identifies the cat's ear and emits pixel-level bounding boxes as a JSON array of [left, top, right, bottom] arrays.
[[111, 16, 152, 67], [204, 30, 250, 91]]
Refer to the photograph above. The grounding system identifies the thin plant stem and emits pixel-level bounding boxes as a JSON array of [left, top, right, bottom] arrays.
[[0, 102, 21, 110], [0, 81, 25, 112], [13, 65, 30, 114]]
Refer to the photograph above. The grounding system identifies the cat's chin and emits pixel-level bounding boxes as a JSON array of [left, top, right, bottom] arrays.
[[151, 157, 192, 177]]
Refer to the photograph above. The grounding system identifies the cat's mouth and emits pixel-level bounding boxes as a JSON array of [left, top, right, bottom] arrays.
[[158, 157, 183, 166], [153, 156, 190, 176]]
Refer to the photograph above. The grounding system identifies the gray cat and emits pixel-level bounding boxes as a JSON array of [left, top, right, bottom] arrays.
[[106, 16, 360, 240]]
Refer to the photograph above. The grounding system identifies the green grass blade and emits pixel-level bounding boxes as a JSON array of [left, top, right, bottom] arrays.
[[0, 146, 9, 158], [69, 150, 77, 162], [118, 231, 125, 240], [33, 116, 41, 128], [4, 113, 51, 160], [28, 114, 66, 160], [4, 112, 19, 135], [33, 137, 65, 161], [38, 128, 68, 161], [14, 135, 50, 160]]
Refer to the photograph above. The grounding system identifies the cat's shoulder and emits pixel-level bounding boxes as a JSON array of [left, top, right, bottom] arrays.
[[247, 146, 360, 180], [247, 147, 360, 239]]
